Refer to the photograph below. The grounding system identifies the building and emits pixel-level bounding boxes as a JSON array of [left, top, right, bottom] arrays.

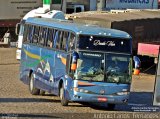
[[0, 0, 42, 42], [65, 0, 159, 11]]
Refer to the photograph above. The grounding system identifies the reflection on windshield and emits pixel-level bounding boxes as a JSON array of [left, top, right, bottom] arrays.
[[106, 54, 131, 83], [74, 54, 104, 82], [74, 52, 132, 83]]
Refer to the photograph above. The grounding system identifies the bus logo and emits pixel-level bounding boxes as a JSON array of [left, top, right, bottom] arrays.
[[100, 90, 105, 95], [93, 40, 115, 46]]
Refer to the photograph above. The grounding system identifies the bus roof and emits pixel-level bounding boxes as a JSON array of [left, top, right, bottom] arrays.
[[26, 17, 131, 39]]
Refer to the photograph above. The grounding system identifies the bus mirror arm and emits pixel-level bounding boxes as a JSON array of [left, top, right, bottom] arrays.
[[15, 23, 20, 35]]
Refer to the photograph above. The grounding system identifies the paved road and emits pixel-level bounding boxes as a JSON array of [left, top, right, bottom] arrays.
[[0, 48, 159, 119]]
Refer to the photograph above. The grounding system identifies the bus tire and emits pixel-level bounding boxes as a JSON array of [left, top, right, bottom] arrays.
[[60, 84, 68, 106], [29, 73, 40, 95], [107, 104, 115, 110]]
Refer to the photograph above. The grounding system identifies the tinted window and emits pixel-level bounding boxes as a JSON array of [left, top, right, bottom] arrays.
[[66, 8, 74, 14], [47, 29, 55, 48], [76, 7, 82, 13], [39, 27, 48, 46], [32, 26, 40, 44], [68, 33, 76, 51], [53, 30, 59, 48], [61, 32, 69, 51], [27, 25, 34, 43], [23, 24, 29, 42], [54, 30, 64, 49]]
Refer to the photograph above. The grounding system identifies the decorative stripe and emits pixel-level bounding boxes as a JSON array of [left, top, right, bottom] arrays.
[[24, 49, 41, 60], [61, 57, 66, 65], [78, 81, 96, 87]]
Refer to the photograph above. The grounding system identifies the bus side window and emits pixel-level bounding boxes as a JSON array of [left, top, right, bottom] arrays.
[[55, 30, 63, 49], [61, 32, 69, 51], [47, 29, 55, 48], [53, 30, 59, 48], [44, 28, 48, 46], [23, 24, 29, 43], [32, 26, 39, 44], [27, 25, 34, 43], [39, 27, 48, 46], [59, 31, 64, 50], [26, 25, 30, 42], [68, 33, 76, 51]]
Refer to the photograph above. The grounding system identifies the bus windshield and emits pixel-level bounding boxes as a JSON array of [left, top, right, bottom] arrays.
[[74, 52, 132, 84]]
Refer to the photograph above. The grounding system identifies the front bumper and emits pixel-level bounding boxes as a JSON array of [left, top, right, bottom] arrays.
[[70, 92, 129, 104]]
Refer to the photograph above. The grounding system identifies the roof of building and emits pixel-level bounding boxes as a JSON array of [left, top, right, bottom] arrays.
[[65, 9, 160, 28], [66, 9, 160, 22]]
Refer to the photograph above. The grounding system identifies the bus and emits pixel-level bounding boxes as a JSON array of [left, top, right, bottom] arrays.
[[20, 17, 132, 108], [16, 7, 65, 60]]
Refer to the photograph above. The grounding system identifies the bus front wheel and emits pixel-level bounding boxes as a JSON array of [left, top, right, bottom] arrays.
[[60, 84, 68, 106], [29, 73, 40, 95]]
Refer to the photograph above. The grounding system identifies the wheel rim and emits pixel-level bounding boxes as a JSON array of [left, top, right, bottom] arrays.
[[60, 88, 63, 100], [30, 76, 34, 91]]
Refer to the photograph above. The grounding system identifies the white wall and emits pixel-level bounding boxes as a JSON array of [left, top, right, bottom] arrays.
[[0, 0, 42, 19]]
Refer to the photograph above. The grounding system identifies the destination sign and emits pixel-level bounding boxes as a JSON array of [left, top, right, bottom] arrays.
[[82, 53, 102, 58], [78, 52, 104, 59], [77, 35, 132, 54]]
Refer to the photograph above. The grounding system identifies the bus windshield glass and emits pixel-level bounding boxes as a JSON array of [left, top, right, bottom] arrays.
[[74, 52, 105, 82], [105, 54, 131, 84], [74, 52, 132, 84]]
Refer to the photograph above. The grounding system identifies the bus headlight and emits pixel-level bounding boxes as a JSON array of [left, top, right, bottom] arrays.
[[74, 88, 89, 93], [116, 92, 129, 95]]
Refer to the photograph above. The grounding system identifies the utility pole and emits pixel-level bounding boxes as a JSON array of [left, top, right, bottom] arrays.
[[61, 0, 66, 13]]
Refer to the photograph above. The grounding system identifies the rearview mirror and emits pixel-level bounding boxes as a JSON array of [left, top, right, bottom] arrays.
[[71, 52, 79, 71], [133, 56, 141, 75], [15, 23, 20, 35]]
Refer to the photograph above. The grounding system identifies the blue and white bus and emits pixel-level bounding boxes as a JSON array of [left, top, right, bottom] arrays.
[[20, 17, 132, 108]]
